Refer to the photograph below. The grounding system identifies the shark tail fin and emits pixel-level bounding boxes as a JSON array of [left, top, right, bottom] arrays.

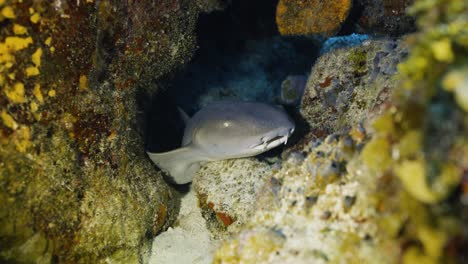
[[147, 147, 202, 184]]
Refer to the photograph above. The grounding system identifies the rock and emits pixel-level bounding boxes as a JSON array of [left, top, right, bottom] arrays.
[[0, 1, 200, 262], [213, 135, 401, 263], [276, 0, 352, 36], [193, 158, 273, 237], [280, 75, 307, 106], [300, 39, 408, 139], [355, 0, 416, 36]]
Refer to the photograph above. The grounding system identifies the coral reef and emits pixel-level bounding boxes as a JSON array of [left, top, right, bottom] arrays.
[[276, 0, 352, 36], [0, 0, 201, 262], [213, 134, 401, 263], [213, 1, 468, 263], [300, 39, 408, 141], [362, 0, 468, 261]]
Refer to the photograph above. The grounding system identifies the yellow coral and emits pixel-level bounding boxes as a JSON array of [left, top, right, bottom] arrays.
[[431, 39, 454, 63], [396, 160, 439, 203], [396, 130, 422, 159], [402, 246, 437, 264], [13, 24, 27, 35], [32, 48, 42, 67], [372, 112, 395, 135], [361, 136, 392, 172], [418, 226, 447, 259], [442, 67, 468, 111], [25, 66, 39, 76], [4, 36, 33, 51], [395, 160, 460, 204], [45, 37, 52, 46], [1, 111, 18, 129], [1, 6, 15, 19], [30, 101, 38, 112], [4, 82, 26, 103], [79, 75, 88, 90], [14, 126, 31, 153], [33, 84, 43, 103], [30, 13, 40, 24], [48, 89, 56, 97]]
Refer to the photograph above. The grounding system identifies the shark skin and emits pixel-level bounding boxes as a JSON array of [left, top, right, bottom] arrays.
[[147, 101, 295, 184]]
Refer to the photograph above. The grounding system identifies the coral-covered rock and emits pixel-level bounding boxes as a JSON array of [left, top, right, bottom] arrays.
[[212, 2, 467, 259], [276, 0, 352, 36], [0, 0, 200, 262], [213, 134, 401, 263], [363, 0, 468, 261], [300, 39, 408, 140]]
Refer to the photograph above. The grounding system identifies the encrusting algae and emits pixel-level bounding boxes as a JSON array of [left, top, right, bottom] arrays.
[[276, 0, 352, 36]]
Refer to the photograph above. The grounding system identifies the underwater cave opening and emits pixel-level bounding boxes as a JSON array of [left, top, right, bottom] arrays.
[[144, 0, 318, 160]]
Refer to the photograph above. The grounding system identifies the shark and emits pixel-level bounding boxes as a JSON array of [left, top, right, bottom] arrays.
[[147, 100, 295, 184]]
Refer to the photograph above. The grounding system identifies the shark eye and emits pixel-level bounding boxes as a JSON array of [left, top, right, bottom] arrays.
[[223, 121, 231, 128]]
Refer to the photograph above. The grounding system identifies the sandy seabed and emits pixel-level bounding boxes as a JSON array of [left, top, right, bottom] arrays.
[[149, 190, 220, 264]]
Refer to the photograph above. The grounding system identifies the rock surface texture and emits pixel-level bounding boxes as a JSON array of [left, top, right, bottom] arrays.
[[194, 158, 274, 237], [300, 39, 407, 140], [0, 0, 200, 262], [213, 134, 401, 263]]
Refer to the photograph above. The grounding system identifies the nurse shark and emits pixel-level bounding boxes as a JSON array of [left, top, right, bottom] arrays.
[[147, 100, 295, 184]]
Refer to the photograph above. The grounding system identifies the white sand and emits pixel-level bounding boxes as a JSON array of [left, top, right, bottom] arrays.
[[149, 190, 220, 264]]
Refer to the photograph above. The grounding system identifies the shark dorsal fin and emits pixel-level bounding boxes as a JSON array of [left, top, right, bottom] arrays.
[[177, 106, 190, 124]]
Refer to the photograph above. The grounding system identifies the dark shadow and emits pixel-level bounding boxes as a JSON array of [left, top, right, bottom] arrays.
[[144, 90, 185, 153], [283, 104, 311, 147], [167, 0, 318, 113], [338, 0, 365, 36], [139, 88, 192, 194]]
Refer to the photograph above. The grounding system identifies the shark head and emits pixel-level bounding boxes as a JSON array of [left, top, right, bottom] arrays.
[[183, 100, 295, 159], [148, 100, 295, 184]]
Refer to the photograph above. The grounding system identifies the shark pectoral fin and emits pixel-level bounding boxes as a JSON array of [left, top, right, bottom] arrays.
[[146, 146, 202, 184]]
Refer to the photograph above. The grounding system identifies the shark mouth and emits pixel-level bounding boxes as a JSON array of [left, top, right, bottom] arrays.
[[249, 128, 294, 151]]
